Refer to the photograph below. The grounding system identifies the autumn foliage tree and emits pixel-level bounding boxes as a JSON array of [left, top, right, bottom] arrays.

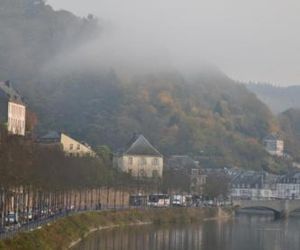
[[203, 172, 230, 200]]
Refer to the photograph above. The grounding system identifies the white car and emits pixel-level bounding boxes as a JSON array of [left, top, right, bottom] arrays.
[[5, 212, 18, 224], [172, 195, 187, 207]]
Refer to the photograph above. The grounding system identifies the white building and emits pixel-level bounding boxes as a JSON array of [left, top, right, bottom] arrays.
[[263, 134, 284, 157], [0, 81, 26, 136], [230, 171, 276, 200], [38, 131, 95, 157], [275, 173, 300, 200], [7, 101, 26, 136], [114, 134, 163, 178], [230, 170, 300, 200]]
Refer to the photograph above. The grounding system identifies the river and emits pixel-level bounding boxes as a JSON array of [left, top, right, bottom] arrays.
[[73, 213, 300, 250]]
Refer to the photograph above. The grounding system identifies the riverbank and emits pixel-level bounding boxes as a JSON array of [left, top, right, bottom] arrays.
[[0, 208, 232, 250]]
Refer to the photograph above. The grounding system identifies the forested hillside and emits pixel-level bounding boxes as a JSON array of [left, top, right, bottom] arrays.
[[278, 109, 300, 161], [246, 83, 300, 114], [0, 0, 287, 171], [246, 84, 300, 161]]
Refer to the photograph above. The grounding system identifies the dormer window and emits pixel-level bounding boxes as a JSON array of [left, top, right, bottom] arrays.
[[70, 144, 74, 150]]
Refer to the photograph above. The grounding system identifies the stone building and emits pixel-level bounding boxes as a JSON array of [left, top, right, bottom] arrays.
[[263, 134, 284, 157], [275, 172, 300, 200], [0, 81, 26, 136], [38, 131, 95, 157], [230, 171, 276, 200], [166, 155, 206, 194], [114, 134, 163, 178], [190, 168, 207, 195]]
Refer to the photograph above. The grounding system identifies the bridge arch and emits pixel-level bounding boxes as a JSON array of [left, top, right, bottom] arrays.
[[236, 206, 282, 218], [287, 207, 300, 215], [237, 206, 280, 214], [233, 200, 289, 219], [233, 199, 300, 219]]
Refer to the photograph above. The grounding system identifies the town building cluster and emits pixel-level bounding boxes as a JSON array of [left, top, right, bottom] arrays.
[[2, 80, 300, 201], [0, 81, 95, 157], [229, 170, 300, 200]]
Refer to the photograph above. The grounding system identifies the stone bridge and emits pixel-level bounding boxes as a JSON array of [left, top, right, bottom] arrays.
[[233, 200, 300, 219]]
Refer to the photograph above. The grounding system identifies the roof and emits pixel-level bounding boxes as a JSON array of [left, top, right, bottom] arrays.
[[0, 81, 24, 104], [277, 171, 300, 183], [231, 171, 263, 187], [124, 134, 162, 157], [38, 131, 61, 143], [263, 134, 281, 141]]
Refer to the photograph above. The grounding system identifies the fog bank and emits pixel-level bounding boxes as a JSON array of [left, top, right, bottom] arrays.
[[48, 0, 300, 85]]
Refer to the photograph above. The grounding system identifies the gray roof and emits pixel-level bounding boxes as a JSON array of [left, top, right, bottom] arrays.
[[277, 171, 300, 183], [40, 131, 60, 140], [124, 134, 162, 157], [231, 171, 263, 187], [0, 81, 23, 104], [263, 134, 281, 141], [38, 131, 61, 143]]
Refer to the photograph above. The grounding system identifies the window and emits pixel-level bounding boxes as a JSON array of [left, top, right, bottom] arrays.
[[141, 158, 147, 165], [152, 158, 159, 166], [128, 157, 133, 165], [191, 169, 199, 176], [77, 144, 81, 150], [128, 169, 133, 176], [70, 144, 74, 150], [139, 169, 146, 177]]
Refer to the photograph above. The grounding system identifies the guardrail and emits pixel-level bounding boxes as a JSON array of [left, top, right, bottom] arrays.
[[0, 201, 231, 241], [0, 205, 130, 241]]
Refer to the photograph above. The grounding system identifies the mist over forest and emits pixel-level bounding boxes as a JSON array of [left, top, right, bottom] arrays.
[[1, 0, 299, 171]]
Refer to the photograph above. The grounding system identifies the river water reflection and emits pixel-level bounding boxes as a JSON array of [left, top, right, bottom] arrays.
[[73, 214, 300, 250]]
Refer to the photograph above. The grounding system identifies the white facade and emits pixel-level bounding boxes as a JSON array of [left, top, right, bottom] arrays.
[[230, 172, 300, 200], [114, 134, 164, 178], [231, 184, 300, 200], [264, 138, 284, 157], [7, 101, 26, 136], [231, 187, 273, 200], [117, 154, 163, 178], [275, 183, 300, 200], [60, 133, 95, 157]]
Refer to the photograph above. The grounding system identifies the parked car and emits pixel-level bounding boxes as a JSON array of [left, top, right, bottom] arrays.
[[171, 195, 187, 207], [20, 210, 33, 221], [148, 194, 170, 207], [5, 212, 18, 224]]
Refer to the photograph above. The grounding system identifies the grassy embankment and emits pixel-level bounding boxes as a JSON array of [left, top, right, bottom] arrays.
[[0, 208, 232, 250]]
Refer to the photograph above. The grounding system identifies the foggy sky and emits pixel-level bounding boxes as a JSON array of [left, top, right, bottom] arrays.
[[48, 0, 300, 86]]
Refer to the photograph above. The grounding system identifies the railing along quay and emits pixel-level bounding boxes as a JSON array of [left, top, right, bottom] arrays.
[[0, 205, 130, 241]]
